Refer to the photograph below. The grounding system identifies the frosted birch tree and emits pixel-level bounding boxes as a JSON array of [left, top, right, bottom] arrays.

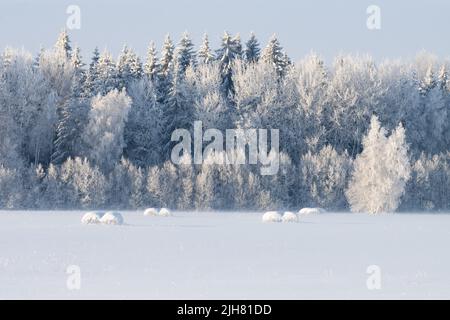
[[346, 116, 411, 214]]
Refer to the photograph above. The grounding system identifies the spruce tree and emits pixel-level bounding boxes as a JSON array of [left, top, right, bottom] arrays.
[[160, 34, 175, 76], [261, 34, 288, 77], [82, 47, 100, 97], [198, 34, 214, 64], [217, 32, 242, 96], [55, 29, 72, 60], [244, 32, 261, 63], [93, 51, 119, 95], [174, 32, 196, 76], [143, 41, 159, 80]]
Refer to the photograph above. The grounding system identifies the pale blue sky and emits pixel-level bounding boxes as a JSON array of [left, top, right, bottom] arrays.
[[0, 0, 449, 62]]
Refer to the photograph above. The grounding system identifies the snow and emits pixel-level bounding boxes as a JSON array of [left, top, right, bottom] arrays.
[[298, 207, 326, 215], [99, 211, 124, 225], [158, 208, 171, 217], [81, 211, 102, 224], [1, 210, 450, 299], [143, 208, 158, 216], [262, 211, 282, 222], [282, 211, 298, 223]]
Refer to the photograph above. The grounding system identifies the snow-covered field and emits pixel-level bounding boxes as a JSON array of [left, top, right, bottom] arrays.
[[1, 210, 450, 299]]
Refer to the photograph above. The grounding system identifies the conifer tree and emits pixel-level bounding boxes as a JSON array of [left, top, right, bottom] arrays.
[[261, 34, 288, 77], [174, 32, 196, 76], [198, 34, 214, 64], [244, 32, 260, 63], [143, 41, 159, 80]]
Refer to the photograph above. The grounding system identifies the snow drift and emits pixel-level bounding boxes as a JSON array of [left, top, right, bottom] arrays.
[[81, 211, 102, 224], [99, 211, 124, 225], [282, 211, 299, 223], [298, 207, 326, 215], [262, 211, 282, 223]]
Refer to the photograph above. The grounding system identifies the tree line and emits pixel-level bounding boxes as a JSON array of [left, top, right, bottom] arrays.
[[0, 30, 448, 212]]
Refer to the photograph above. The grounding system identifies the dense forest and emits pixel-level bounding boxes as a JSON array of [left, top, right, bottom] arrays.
[[0, 30, 448, 211]]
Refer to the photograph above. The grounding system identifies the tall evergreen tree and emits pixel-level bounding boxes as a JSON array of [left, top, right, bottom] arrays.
[[156, 35, 175, 103], [55, 29, 72, 60], [90, 47, 100, 70], [82, 47, 100, 97], [143, 41, 159, 80], [117, 46, 142, 89], [52, 46, 88, 164], [217, 32, 242, 96], [51, 79, 89, 164], [438, 64, 448, 91], [419, 66, 436, 96], [70, 46, 85, 82], [244, 32, 261, 63], [261, 35, 288, 77], [93, 51, 119, 95], [161, 74, 195, 160], [198, 34, 214, 64], [124, 77, 162, 166], [159, 34, 175, 76], [174, 32, 196, 76]]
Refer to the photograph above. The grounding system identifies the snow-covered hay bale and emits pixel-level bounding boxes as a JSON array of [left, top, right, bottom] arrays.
[[262, 211, 282, 223], [282, 211, 299, 223], [81, 211, 102, 225], [158, 208, 171, 217], [100, 211, 124, 225], [298, 207, 326, 216], [143, 208, 158, 216]]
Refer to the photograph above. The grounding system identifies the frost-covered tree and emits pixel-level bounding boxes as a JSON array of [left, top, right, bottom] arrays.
[[157, 35, 175, 102], [0, 166, 22, 208], [83, 89, 132, 172], [346, 116, 411, 214], [178, 154, 194, 209], [261, 35, 287, 77], [143, 41, 159, 80], [198, 34, 214, 64], [54, 29, 72, 60], [290, 53, 329, 154], [187, 62, 229, 130], [40, 164, 65, 208], [117, 46, 142, 89], [51, 46, 87, 164], [0, 48, 60, 166], [300, 146, 352, 209], [159, 34, 175, 76], [109, 158, 146, 209], [60, 157, 107, 208], [52, 79, 89, 164], [1, 31, 450, 211], [404, 152, 450, 211], [83, 47, 100, 97], [233, 59, 279, 127], [327, 55, 385, 156], [161, 71, 195, 160], [195, 154, 221, 210], [70, 46, 85, 79], [217, 32, 242, 96], [147, 161, 179, 208], [174, 32, 196, 76], [93, 51, 119, 95], [244, 32, 260, 63], [124, 77, 162, 166]]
